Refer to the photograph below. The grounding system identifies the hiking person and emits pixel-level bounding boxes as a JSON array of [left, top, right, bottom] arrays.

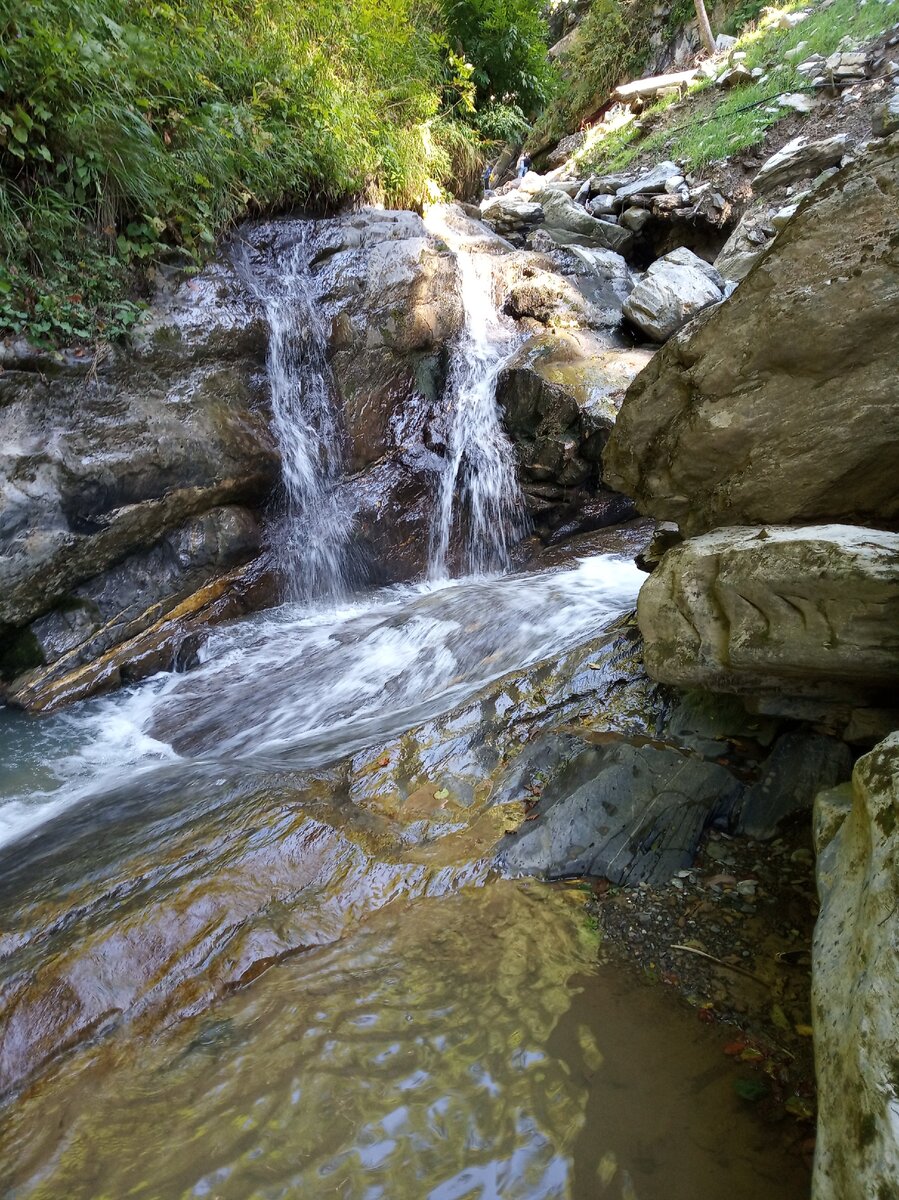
[[516, 151, 532, 179]]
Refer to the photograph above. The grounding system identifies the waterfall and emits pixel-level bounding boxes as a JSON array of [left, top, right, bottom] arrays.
[[426, 211, 527, 579], [236, 235, 352, 603]]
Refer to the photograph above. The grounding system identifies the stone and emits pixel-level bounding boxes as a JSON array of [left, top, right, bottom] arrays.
[[586, 193, 617, 216], [500, 738, 744, 884], [480, 193, 545, 229], [714, 32, 737, 51], [872, 87, 899, 136], [778, 91, 815, 113], [813, 734, 899, 1200], [2, 506, 264, 708], [496, 330, 653, 537], [734, 731, 851, 838], [615, 160, 681, 201], [622, 247, 724, 342], [605, 137, 899, 533], [713, 205, 774, 280], [620, 206, 652, 232], [0, 267, 279, 638], [636, 525, 899, 703], [524, 233, 635, 323], [752, 133, 851, 192], [717, 64, 753, 87], [534, 188, 635, 254]]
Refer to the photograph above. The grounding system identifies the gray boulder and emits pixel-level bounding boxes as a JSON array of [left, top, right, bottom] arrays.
[[813, 734, 899, 1200], [605, 136, 899, 533], [637, 525, 899, 705], [615, 160, 681, 201], [622, 247, 725, 341], [534, 188, 635, 254], [500, 738, 744, 884], [734, 731, 851, 838], [752, 133, 850, 193]]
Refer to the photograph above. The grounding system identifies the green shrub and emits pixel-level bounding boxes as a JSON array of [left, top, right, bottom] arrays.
[[0, 0, 549, 344]]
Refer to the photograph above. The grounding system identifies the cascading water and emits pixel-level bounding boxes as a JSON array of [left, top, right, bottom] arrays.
[[235, 234, 352, 602], [426, 210, 527, 579]]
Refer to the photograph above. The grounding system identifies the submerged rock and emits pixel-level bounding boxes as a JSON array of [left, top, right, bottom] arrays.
[[605, 136, 899, 533], [500, 739, 743, 884], [813, 733, 899, 1200]]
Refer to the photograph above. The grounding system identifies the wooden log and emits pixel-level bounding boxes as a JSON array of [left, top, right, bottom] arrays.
[[613, 69, 699, 100]]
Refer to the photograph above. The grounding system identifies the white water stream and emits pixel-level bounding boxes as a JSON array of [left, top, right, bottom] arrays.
[[425, 209, 527, 578], [235, 236, 353, 601]]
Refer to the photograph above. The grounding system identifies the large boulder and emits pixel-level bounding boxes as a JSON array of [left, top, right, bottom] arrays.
[[622, 247, 725, 341], [637, 525, 899, 714], [604, 136, 899, 534], [813, 734, 899, 1200], [752, 133, 851, 194], [496, 330, 653, 538]]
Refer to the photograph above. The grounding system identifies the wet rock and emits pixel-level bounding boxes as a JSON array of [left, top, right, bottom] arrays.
[[480, 193, 545, 237], [605, 137, 899, 532], [0, 616, 650, 1096], [622, 247, 725, 342], [752, 133, 851, 193], [2, 507, 265, 709], [500, 739, 744, 884], [0, 265, 279, 637], [4, 555, 277, 713], [813, 733, 899, 1200], [637, 525, 899, 710], [734, 731, 851, 838], [520, 233, 634, 326], [291, 210, 463, 472], [496, 330, 653, 536], [341, 457, 436, 583]]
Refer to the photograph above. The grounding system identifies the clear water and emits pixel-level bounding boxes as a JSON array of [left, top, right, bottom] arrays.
[[0, 881, 810, 1200], [425, 209, 527, 579]]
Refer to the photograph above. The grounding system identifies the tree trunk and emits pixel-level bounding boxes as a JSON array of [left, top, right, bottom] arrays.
[[694, 0, 716, 56]]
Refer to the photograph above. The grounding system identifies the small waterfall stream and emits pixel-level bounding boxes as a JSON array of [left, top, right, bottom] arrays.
[[426, 210, 527, 578], [236, 236, 353, 602]]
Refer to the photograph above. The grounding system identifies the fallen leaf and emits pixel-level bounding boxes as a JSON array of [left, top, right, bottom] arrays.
[[434, 788, 449, 801], [376, 756, 390, 768], [723, 1041, 747, 1057], [795, 1023, 814, 1038], [785, 1095, 815, 1120]]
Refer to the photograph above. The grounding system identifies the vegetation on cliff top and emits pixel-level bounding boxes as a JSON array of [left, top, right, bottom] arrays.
[[0, 0, 554, 344]]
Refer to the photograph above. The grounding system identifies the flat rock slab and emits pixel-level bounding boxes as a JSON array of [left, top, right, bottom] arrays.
[[499, 738, 744, 884]]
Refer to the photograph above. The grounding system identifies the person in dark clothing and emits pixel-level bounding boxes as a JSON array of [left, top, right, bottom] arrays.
[[483, 162, 492, 191], [517, 152, 532, 178]]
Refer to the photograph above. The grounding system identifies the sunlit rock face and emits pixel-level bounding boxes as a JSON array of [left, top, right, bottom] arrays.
[[603, 135, 899, 536]]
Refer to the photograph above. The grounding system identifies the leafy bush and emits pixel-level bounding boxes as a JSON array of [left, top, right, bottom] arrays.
[[0, 0, 549, 344]]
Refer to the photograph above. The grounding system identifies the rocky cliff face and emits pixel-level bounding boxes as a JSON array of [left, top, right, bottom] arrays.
[[603, 134, 899, 536]]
